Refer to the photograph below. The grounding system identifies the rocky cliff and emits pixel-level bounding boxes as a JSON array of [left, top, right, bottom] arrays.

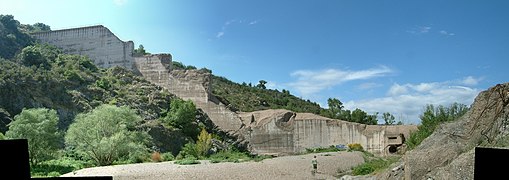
[[376, 83, 509, 179]]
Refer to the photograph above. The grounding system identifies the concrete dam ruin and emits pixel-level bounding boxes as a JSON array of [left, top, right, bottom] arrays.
[[32, 25, 417, 155]]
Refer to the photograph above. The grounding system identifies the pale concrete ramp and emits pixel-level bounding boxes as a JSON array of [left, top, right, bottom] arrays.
[[134, 57, 244, 133]]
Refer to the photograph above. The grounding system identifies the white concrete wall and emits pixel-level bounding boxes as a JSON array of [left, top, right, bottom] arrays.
[[32, 25, 135, 70], [245, 111, 417, 155]]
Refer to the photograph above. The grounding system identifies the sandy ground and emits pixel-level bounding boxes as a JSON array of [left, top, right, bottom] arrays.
[[61, 151, 365, 180]]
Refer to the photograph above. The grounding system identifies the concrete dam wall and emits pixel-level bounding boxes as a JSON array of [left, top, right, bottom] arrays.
[[239, 110, 417, 155], [32, 25, 135, 70], [32, 25, 417, 155], [134, 57, 244, 133]]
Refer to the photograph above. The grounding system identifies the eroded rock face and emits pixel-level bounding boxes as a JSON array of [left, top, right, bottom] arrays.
[[377, 83, 509, 180]]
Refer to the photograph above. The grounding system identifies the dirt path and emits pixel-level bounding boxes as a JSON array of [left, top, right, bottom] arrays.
[[61, 151, 364, 180]]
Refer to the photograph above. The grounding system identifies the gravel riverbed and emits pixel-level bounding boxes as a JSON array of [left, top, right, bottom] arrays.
[[61, 151, 365, 180]]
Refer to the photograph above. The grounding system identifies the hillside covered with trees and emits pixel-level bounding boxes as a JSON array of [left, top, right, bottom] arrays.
[[0, 15, 250, 177]]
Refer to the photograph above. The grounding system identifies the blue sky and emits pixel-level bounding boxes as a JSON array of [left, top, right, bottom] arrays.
[[2, 0, 508, 124]]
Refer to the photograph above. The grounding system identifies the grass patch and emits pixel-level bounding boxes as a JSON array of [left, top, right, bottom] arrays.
[[351, 153, 400, 176], [30, 157, 90, 177], [174, 157, 201, 165], [209, 150, 251, 163], [306, 145, 345, 153]]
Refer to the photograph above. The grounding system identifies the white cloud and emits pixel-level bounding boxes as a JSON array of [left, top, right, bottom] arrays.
[[215, 19, 259, 39], [407, 26, 432, 34], [420, 26, 431, 33], [358, 82, 382, 90], [387, 83, 408, 96], [461, 76, 482, 86], [216, 32, 225, 38], [439, 30, 455, 36], [287, 66, 392, 97], [265, 81, 282, 90], [344, 80, 480, 125], [113, 0, 127, 6]]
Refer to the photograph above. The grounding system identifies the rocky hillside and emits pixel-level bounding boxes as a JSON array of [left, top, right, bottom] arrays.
[[375, 83, 509, 179]]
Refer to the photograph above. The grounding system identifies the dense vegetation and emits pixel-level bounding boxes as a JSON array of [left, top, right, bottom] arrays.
[[0, 15, 50, 60]]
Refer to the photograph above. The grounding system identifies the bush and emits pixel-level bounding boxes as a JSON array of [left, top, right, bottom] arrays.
[[65, 105, 151, 166], [151, 152, 162, 162], [161, 152, 174, 162], [208, 150, 251, 163], [174, 157, 200, 165], [351, 155, 400, 175], [30, 157, 89, 177], [177, 142, 199, 159], [348, 143, 364, 152], [352, 164, 375, 175], [305, 145, 344, 153]]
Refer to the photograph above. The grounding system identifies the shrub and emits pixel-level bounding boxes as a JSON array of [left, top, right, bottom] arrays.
[[65, 105, 151, 166], [208, 150, 251, 163], [351, 155, 400, 175], [352, 164, 375, 175], [151, 152, 162, 162], [305, 145, 344, 153], [161, 152, 174, 162], [348, 143, 364, 152], [30, 157, 89, 177], [196, 128, 212, 157], [177, 142, 199, 159], [46, 171, 61, 177], [174, 157, 200, 165]]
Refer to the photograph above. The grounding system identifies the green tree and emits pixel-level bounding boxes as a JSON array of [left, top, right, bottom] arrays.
[[351, 109, 378, 125], [17, 44, 60, 68], [163, 99, 199, 138], [0, 108, 11, 133], [0, 15, 34, 59], [20, 22, 51, 33], [133, 44, 149, 56], [382, 112, 396, 125], [256, 80, 267, 89], [196, 128, 212, 157], [327, 98, 343, 119], [65, 104, 150, 166], [5, 108, 61, 166]]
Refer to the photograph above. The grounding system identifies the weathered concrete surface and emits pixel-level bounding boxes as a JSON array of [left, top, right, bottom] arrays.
[[239, 109, 417, 155], [134, 57, 244, 133], [133, 54, 172, 86], [32, 25, 135, 70]]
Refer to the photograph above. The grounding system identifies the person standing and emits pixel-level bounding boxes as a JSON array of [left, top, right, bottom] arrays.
[[312, 155, 318, 174]]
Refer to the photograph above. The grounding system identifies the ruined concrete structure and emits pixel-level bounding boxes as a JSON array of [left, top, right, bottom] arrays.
[[32, 25, 135, 70], [32, 25, 417, 155], [238, 109, 416, 155]]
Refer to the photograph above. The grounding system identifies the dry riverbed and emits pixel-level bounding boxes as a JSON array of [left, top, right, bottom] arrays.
[[62, 151, 365, 180]]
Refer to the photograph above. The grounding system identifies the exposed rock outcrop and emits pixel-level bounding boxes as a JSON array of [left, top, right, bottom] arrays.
[[377, 83, 509, 179]]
